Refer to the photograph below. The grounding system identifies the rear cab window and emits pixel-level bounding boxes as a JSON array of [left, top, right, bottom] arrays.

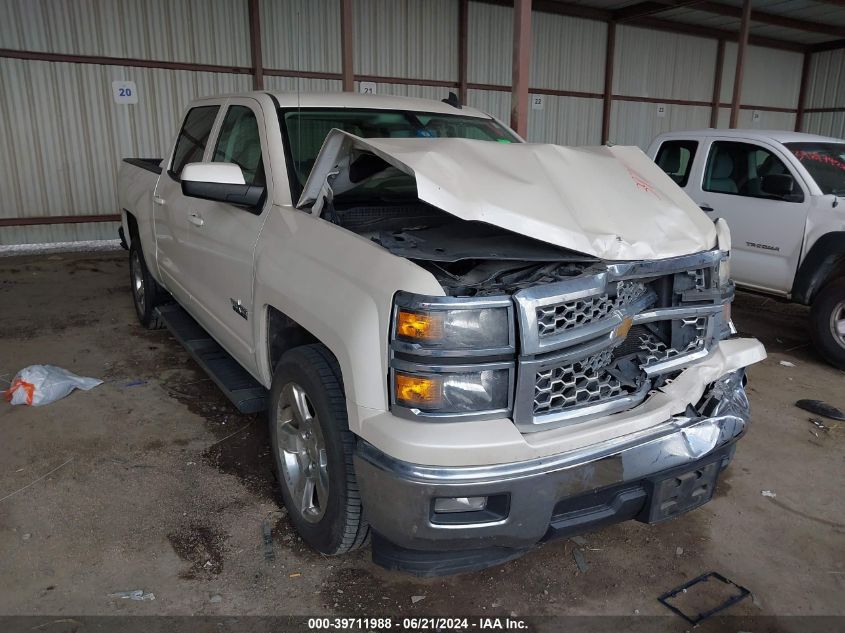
[[169, 106, 220, 179], [655, 139, 698, 187]]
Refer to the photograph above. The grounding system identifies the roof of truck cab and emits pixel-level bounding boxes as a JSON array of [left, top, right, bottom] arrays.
[[653, 128, 844, 144], [192, 91, 493, 119]]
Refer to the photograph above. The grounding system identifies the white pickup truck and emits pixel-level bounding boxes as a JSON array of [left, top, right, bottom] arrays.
[[648, 130, 845, 369], [118, 91, 765, 575]]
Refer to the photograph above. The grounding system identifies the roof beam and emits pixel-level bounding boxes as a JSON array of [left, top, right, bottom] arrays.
[[729, 0, 752, 128], [694, 1, 845, 38], [511, 0, 532, 136], [473, 1, 806, 52], [810, 38, 845, 52], [630, 16, 807, 51], [614, 1, 704, 23], [479, 0, 611, 21]]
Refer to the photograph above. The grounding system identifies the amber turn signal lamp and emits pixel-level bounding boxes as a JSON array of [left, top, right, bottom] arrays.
[[396, 309, 444, 341], [394, 372, 443, 408]]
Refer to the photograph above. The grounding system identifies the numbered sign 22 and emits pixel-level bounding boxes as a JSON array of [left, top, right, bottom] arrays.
[[112, 81, 138, 104]]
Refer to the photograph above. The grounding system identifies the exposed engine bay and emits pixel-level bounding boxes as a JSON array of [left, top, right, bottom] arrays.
[[328, 199, 596, 296]]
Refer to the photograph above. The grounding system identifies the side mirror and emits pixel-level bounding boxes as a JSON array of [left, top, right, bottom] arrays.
[[181, 162, 265, 208], [761, 173, 794, 198]]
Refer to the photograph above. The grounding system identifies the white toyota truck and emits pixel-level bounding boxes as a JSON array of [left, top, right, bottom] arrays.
[[648, 129, 845, 369], [118, 92, 765, 575]]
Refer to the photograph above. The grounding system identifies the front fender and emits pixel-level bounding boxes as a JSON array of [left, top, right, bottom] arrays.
[[253, 206, 445, 435], [792, 231, 845, 304]]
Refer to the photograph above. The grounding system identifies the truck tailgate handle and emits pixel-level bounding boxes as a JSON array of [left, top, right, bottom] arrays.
[[189, 213, 205, 227], [699, 204, 714, 212], [153, 195, 166, 206]]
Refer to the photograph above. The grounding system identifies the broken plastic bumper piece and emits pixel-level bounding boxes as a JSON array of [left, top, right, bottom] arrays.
[[355, 370, 749, 576]]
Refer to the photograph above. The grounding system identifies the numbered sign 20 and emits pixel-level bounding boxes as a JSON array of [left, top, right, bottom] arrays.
[[112, 81, 138, 105]]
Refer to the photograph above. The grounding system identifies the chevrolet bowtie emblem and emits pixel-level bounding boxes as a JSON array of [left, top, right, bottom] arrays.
[[614, 316, 634, 340]]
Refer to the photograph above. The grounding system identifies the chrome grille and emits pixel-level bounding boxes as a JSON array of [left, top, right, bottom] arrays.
[[513, 249, 729, 431], [533, 349, 629, 416], [536, 280, 646, 338]]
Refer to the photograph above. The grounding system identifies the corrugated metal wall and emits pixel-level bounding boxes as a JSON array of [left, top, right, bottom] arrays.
[[719, 43, 803, 110], [803, 49, 845, 139], [261, 0, 341, 73], [354, 0, 457, 82], [1, 0, 838, 245], [0, 0, 252, 245], [528, 11, 606, 146], [0, 0, 250, 65], [609, 26, 718, 148], [614, 26, 718, 103]]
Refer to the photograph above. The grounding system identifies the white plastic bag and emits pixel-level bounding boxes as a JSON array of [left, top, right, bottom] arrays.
[[4, 365, 103, 406]]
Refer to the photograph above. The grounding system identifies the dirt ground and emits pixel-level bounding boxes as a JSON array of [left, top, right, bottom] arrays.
[[0, 252, 843, 631]]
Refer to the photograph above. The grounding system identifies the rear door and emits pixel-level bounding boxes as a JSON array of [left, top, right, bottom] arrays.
[[182, 98, 271, 372], [153, 104, 221, 304]]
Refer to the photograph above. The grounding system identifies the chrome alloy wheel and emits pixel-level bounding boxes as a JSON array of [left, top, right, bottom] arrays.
[[831, 300, 845, 349], [131, 249, 145, 314], [275, 382, 329, 523]]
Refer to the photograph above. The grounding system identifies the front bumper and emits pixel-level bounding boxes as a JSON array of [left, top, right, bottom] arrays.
[[355, 371, 750, 576]]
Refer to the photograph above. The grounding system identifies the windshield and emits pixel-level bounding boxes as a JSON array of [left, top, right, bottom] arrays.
[[784, 142, 845, 196], [281, 108, 519, 198]]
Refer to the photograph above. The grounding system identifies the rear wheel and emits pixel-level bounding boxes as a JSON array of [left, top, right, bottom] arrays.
[[129, 241, 165, 330], [269, 344, 369, 555], [810, 278, 845, 370]]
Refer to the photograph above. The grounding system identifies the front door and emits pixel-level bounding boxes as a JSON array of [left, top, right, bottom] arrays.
[[153, 104, 221, 305], [183, 98, 271, 373], [686, 138, 810, 294]]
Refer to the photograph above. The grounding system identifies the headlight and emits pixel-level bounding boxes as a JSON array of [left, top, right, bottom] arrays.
[[392, 292, 514, 356], [390, 292, 516, 420], [391, 365, 512, 416]]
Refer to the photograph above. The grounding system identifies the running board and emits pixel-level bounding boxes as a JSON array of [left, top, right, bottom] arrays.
[[156, 304, 268, 414]]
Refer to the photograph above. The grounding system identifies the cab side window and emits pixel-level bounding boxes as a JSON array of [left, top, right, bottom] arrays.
[[169, 106, 220, 178], [655, 140, 698, 187], [212, 106, 266, 186], [703, 141, 803, 202]]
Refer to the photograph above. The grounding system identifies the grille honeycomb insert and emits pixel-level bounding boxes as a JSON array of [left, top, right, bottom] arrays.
[[536, 281, 646, 338], [636, 317, 708, 365], [533, 349, 632, 416]]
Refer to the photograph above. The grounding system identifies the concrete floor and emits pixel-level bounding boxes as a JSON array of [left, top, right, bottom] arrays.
[[1, 252, 843, 629]]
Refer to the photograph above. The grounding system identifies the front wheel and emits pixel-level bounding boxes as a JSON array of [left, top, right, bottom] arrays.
[[810, 278, 845, 370], [269, 344, 369, 555]]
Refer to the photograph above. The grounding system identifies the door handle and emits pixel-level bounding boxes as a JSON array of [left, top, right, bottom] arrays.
[[188, 213, 204, 227], [153, 195, 166, 206], [699, 204, 714, 212]]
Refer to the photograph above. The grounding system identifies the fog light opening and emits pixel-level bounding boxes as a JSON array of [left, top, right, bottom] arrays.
[[433, 496, 488, 514]]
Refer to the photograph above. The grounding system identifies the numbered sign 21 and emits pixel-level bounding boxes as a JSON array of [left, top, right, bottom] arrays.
[[112, 81, 138, 104]]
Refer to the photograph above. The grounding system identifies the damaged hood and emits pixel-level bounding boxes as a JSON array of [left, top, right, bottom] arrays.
[[297, 130, 717, 261]]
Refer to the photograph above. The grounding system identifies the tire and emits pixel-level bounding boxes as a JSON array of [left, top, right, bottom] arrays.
[[269, 344, 369, 555], [810, 278, 845, 370], [129, 241, 165, 330]]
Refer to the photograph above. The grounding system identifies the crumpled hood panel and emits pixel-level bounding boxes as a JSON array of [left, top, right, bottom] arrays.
[[298, 131, 717, 261]]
